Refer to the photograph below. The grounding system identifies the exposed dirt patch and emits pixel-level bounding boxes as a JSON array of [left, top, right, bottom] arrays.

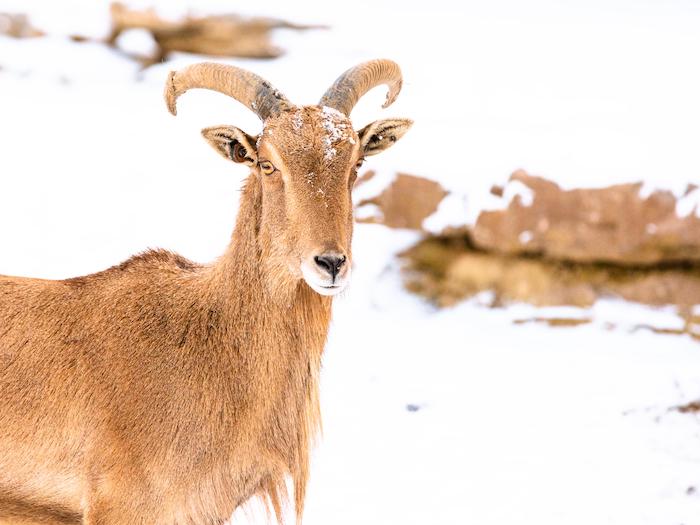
[[402, 233, 700, 311]]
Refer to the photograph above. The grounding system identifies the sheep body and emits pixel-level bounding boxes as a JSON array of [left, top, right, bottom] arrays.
[[0, 59, 411, 524], [0, 178, 328, 524]]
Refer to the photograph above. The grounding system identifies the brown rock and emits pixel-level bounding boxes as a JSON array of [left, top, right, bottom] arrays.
[[355, 173, 448, 230], [676, 401, 700, 413], [489, 184, 504, 197], [0, 13, 44, 38], [354, 169, 377, 189], [473, 170, 700, 265], [106, 2, 326, 65]]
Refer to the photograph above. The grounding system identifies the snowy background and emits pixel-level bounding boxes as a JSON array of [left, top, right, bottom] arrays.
[[1, 1, 700, 523]]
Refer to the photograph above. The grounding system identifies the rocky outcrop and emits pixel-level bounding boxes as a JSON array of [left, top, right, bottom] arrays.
[[0, 13, 44, 38], [473, 170, 700, 265], [355, 172, 448, 230], [394, 170, 700, 330], [106, 3, 325, 65]]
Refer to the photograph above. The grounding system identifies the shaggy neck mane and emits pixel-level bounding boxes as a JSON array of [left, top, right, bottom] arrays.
[[209, 173, 331, 522]]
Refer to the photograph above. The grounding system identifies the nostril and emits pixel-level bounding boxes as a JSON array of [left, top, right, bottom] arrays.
[[314, 255, 332, 274], [314, 254, 347, 279]]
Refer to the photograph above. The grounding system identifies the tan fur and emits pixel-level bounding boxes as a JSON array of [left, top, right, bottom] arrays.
[[0, 75, 411, 525]]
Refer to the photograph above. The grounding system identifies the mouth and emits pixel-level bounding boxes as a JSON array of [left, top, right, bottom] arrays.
[[306, 280, 347, 297], [300, 262, 351, 297]]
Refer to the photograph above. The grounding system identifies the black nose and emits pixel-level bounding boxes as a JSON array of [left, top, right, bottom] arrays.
[[314, 254, 346, 280]]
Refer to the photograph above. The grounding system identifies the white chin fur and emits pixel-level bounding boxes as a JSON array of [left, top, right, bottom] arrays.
[[301, 262, 350, 297]]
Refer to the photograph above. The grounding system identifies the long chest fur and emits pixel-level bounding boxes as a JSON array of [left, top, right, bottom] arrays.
[[165, 286, 329, 524]]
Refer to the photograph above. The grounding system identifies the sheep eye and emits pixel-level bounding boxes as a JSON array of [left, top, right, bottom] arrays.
[[259, 161, 275, 175], [355, 158, 365, 169], [231, 142, 248, 163]]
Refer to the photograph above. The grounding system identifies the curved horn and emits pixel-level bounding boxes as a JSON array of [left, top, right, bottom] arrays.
[[318, 59, 403, 116], [165, 62, 292, 120]]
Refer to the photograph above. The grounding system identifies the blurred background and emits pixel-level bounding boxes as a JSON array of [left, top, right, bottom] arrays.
[[1, 1, 699, 523]]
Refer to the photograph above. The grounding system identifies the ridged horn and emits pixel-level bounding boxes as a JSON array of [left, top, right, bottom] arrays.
[[164, 62, 292, 120], [318, 59, 403, 116]]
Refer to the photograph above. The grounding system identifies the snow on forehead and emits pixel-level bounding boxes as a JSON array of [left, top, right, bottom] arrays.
[[320, 106, 345, 119], [320, 106, 350, 133], [259, 107, 355, 159], [320, 106, 354, 160]]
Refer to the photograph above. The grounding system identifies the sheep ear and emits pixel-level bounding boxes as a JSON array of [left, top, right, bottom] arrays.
[[357, 118, 413, 157], [201, 126, 258, 165]]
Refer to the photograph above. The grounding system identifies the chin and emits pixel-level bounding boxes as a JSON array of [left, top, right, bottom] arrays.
[[304, 280, 348, 297]]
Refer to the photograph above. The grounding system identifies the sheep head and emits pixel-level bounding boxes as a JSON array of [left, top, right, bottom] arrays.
[[165, 59, 412, 297]]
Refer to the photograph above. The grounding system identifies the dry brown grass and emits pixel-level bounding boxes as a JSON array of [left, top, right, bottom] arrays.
[[402, 233, 700, 333]]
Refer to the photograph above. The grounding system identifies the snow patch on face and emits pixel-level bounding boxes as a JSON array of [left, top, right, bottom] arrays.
[[256, 124, 275, 148], [320, 105, 352, 161], [293, 109, 303, 130], [324, 146, 337, 160]]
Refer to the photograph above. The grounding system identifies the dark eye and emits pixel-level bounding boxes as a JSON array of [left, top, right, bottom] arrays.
[[355, 158, 365, 169], [231, 141, 248, 163], [259, 161, 275, 175]]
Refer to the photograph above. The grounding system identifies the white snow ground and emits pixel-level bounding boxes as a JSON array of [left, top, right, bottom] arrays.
[[1, 1, 699, 523]]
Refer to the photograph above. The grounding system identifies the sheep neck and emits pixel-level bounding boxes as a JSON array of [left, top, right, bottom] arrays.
[[208, 173, 332, 515], [215, 173, 333, 328]]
